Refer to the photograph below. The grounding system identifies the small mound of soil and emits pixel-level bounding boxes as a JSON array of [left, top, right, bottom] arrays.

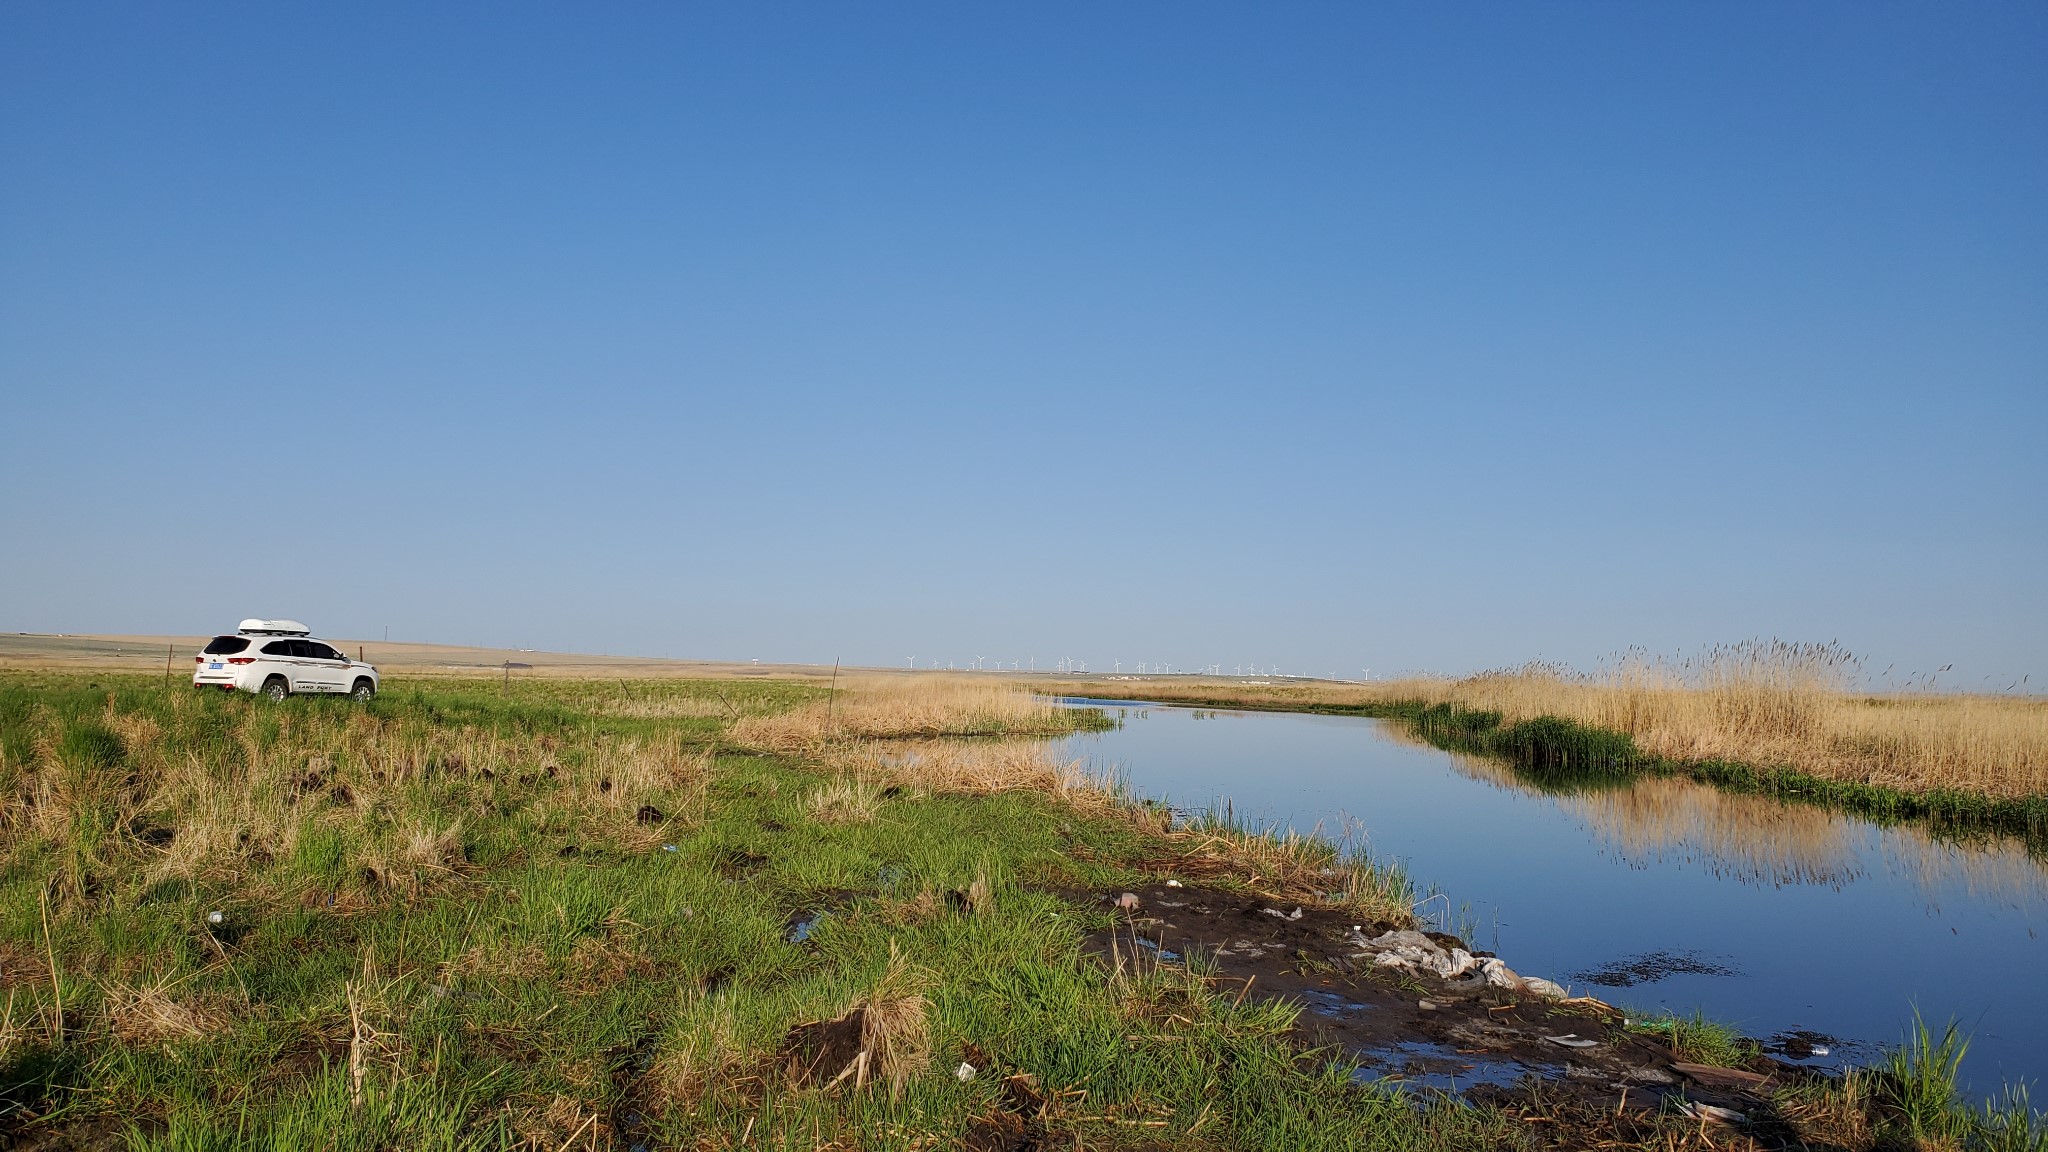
[[782, 1009, 867, 1087], [963, 1071, 1049, 1152]]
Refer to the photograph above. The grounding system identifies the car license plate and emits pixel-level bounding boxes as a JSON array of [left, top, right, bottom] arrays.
[[209, 662, 223, 670]]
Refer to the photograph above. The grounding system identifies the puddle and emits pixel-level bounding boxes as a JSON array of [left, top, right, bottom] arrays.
[[786, 912, 828, 943], [1299, 988, 1371, 1018], [1348, 1039, 1528, 1093], [1131, 936, 1181, 963]]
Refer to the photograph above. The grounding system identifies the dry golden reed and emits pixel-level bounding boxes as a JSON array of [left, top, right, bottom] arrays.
[[731, 677, 1113, 808], [850, 942, 932, 1100], [728, 675, 1072, 753], [1058, 641, 2048, 799], [829, 739, 1103, 806]]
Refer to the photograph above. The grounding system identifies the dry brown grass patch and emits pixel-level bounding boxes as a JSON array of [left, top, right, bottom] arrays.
[[730, 676, 1071, 753], [356, 818, 470, 899], [0, 940, 48, 988], [443, 941, 550, 985], [562, 935, 658, 996], [1771, 1075, 1878, 1151], [877, 888, 946, 925], [101, 977, 238, 1045], [830, 740, 1106, 809], [503, 1093, 609, 1151]]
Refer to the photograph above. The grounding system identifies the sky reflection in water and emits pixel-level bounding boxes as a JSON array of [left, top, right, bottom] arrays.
[[1053, 701, 2047, 1093]]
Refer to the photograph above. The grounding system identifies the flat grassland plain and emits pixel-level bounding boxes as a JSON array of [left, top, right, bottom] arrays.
[[2, 636, 2043, 1150]]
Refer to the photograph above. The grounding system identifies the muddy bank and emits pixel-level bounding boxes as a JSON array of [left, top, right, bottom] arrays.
[[1078, 881, 1807, 1120]]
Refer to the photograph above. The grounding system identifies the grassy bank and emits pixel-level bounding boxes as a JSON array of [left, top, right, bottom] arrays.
[[3, 673, 2041, 1150], [0, 673, 1471, 1149], [1044, 644, 2048, 845]]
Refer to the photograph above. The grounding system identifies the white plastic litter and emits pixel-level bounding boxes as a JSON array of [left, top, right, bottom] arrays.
[[1677, 1101, 1747, 1125], [1349, 927, 1571, 1001], [1479, 957, 1523, 989], [955, 1062, 977, 1082]]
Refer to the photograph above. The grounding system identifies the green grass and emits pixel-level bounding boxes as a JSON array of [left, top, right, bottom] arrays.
[[1854, 1013, 2048, 1152], [8, 673, 2044, 1150], [1623, 1009, 1758, 1068], [0, 673, 1518, 1149]]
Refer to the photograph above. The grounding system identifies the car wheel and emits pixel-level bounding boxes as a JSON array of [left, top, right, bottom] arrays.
[[262, 676, 290, 702], [350, 678, 375, 702]]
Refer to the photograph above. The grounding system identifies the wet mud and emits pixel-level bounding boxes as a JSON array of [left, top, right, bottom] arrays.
[[1080, 881, 1808, 1118]]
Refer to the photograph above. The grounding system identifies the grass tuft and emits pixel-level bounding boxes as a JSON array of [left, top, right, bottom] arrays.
[[1625, 1009, 1758, 1067]]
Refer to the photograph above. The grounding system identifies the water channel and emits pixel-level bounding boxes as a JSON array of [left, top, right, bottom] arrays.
[[1053, 699, 2048, 1094]]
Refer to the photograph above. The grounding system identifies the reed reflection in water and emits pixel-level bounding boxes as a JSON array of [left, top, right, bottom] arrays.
[[1057, 699, 2048, 1092], [1436, 739, 2048, 912]]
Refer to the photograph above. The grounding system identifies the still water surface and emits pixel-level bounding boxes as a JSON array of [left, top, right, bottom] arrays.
[[1054, 700, 2047, 1093]]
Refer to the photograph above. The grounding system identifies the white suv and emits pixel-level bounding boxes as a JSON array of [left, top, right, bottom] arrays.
[[193, 619, 379, 700]]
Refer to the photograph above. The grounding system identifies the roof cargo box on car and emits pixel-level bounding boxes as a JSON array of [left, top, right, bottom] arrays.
[[237, 619, 311, 636]]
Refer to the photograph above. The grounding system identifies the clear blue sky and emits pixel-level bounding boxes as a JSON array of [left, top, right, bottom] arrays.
[[3, 4, 2042, 686]]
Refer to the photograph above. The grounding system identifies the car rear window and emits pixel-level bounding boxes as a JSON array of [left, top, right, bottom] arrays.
[[202, 636, 250, 655]]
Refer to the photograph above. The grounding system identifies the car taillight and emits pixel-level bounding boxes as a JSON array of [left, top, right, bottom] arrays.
[[194, 656, 205, 664], [227, 657, 256, 665]]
